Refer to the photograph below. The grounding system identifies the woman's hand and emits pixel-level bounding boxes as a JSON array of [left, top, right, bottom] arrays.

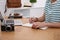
[[32, 22, 46, 29], [29, 17, 38, 23]]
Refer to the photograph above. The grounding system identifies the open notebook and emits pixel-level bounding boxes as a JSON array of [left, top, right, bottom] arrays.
[[14, 20, 48, 30], [14, 20, 23, 26], [14, 20, 32, 27]]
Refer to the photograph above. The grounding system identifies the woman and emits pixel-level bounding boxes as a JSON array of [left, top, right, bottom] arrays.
[[29, 0, 60, 29]]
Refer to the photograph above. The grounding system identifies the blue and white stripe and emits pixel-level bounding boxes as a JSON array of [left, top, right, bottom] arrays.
[[45, 0, 60, 23]]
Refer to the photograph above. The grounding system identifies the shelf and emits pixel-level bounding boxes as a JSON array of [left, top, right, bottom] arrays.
[[7, 7, 31, 10], [7, 7, 41, 10]]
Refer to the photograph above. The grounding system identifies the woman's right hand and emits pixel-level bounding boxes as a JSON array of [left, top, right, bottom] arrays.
[[29, 17, 38, 23]]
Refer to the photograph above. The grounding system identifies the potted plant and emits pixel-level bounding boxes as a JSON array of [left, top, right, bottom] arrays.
[[30, 0, 37, 3], [30, 0, 37, 7]]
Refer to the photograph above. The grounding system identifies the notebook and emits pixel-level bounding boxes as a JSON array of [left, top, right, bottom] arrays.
[[14, 20, 33, 27], [14, 20, 23, 26], [14, 20, 48, 30]]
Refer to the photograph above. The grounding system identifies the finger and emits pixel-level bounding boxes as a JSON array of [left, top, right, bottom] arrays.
[[29, 20, 34, 23], [29, 18, 33, 23], [32, 23, 37, 29], [32, 24, 36, 29], [29, 18, 34, 23], [36, 26, 40, 29]]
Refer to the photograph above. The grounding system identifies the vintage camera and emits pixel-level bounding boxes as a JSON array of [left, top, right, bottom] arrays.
[[1, 19, 14, 32]]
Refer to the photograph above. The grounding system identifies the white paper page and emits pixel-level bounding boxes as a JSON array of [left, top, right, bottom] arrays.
[[22, 23, 33, 27]]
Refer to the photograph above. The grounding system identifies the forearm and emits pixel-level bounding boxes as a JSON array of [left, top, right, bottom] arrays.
[[37, 17, 45, 22], [45, 22, 60, 27], [37, 14, 45, 22]]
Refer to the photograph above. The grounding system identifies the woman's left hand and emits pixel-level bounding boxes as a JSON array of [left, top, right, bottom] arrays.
[[32, 22, 46, 29]]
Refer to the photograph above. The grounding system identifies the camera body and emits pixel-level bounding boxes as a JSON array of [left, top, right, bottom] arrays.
[[1, 24, 14, 31], [1, 19, 14, 32]]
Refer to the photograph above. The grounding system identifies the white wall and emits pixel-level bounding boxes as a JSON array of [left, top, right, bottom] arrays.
[[32, 0, 46, 7], [22, 0, 46, 7], [30, 7, 44, 18], [0, 0, 46, 17]]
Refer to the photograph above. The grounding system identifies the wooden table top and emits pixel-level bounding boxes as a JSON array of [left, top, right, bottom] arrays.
[[0, 18, 60, 40]]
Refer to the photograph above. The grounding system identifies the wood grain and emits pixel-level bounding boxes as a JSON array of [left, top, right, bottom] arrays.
[[0, 18, 60, 40]]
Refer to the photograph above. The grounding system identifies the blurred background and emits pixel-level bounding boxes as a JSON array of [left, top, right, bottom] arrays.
[[0, 0, 46, 18]]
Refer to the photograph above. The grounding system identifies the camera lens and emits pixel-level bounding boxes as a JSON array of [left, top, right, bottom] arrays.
[[5, 25, 12, 31], [6, 27, 11, 31]]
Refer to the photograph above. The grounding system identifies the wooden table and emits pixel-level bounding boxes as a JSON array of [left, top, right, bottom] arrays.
[[0, 18, 60, 40]]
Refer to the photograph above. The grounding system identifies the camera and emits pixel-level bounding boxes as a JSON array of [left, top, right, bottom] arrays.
[[0, 12, 14, 32], [1, 24, 14, 31], [1, 19, 14, 32]]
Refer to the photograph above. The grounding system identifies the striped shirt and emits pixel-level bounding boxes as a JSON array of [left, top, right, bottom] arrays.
[[45, 0, 60, 23]]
